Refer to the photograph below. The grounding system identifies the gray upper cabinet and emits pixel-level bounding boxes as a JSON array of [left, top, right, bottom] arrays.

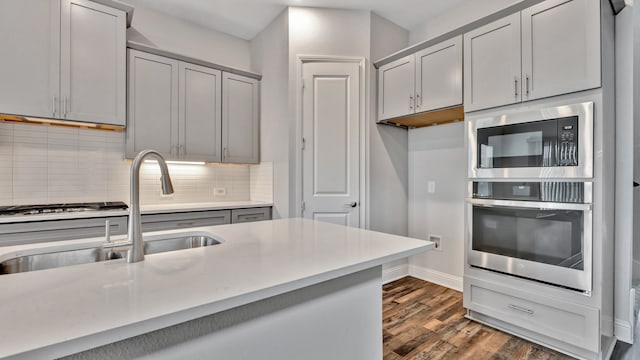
[[377, 35, 463, 121], [464, 0, 601, 112], [415, 35, 463, 112], [0, 0, 126, 125], [0, 0, 60, 120], [463, 13, 522, 112], [126, 49, 179, 159], [60, 0, 126, 125], [377, 55, 415, 121], [521, 0, 601, 101], [179, 63, 222, 162], [126, 50, 258, 164], [222, 73, 260, 164]]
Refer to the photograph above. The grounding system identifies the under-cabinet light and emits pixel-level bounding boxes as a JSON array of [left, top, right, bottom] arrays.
[[144, 160, 206, 165]]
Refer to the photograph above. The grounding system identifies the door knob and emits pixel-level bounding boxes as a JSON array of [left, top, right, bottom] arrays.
[[634, 181, 639, 188], [346, 201, 358, 208]]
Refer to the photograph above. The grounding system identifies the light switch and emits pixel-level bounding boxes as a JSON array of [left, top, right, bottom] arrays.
[[427, 181, 436, 193]]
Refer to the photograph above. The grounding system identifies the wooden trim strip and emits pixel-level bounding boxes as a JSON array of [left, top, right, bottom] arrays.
[[0, 114, 125, 132]]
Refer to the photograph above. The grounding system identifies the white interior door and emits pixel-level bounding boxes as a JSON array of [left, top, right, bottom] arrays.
[[302, 61, 361, 227]]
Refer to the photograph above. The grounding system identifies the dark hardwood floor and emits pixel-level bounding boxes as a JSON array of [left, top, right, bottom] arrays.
[[382, 277, 575, 360]]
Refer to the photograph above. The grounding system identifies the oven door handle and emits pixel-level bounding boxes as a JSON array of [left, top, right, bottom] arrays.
[[466, 198, 592, 211]]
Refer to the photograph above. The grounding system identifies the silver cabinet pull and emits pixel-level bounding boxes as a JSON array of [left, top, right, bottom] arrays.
[[177, 222, 195, 227], [409, 95, 413, 110], [508, 304, 534, 315], [416, 94, 421, 109], [64, 97, 69, 118], [104, 219, 111, 244], [514, 77, 518, 98], [52, 96, 57, 117], [526, 75, 530, 97], [179, 144, 184, 159]]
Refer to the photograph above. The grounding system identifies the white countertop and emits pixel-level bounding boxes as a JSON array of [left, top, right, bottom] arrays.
[[0, 201, 272, 224], [0, 218, 432, 359]]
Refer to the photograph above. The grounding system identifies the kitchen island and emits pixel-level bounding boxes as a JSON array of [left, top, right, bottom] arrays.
[[0, 218, 433, 359]]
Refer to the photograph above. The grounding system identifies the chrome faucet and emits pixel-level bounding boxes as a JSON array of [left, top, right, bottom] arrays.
[[127, 150, 174, 263]]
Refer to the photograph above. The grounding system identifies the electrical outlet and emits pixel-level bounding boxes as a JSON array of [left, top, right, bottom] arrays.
[[214, 187, 227, 196], [428, 234, 442, 251]]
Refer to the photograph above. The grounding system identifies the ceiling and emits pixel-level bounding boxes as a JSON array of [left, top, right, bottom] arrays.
[[125, 0, 472, 40]]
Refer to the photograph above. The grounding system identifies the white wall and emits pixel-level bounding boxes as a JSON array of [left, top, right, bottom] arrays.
[[408, 0, 524, 44], [408, 123, 466, 283], [124, 1, 252, 69], [369, 13, 409, 236], [250, 10, 290, 218], [287, 7, 371, 216]]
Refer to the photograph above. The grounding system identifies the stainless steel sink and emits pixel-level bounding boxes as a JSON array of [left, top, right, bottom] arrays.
[[0, 234, 221, 275]]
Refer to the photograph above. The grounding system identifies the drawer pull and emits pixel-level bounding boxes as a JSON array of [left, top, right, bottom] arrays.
[[508, 304, 534, 315], [177, 222, 195, 227], [240, 215, 261, 221]]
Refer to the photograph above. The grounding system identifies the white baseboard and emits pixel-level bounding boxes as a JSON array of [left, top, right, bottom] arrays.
[[615, 319, 633, 344], [382, 263, 409, 284], [409, 265, 463, 292]]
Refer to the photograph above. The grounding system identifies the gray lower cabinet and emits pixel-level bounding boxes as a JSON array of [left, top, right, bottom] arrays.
[[0, 207, 272, 247], [0, 216, 127, 247], [140, 210, 230, 232], [463, 275, 599, 352], [231, 207, 272, 224]]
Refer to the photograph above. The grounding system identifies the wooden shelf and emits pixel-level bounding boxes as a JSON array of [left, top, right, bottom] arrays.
[[384, 105, 464, 128]]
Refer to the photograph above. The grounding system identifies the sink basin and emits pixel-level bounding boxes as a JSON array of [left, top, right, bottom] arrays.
[[0, 234, 221, 275]]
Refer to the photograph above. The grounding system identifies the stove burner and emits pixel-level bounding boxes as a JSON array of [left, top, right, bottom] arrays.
[[0, 202, 129, 216]]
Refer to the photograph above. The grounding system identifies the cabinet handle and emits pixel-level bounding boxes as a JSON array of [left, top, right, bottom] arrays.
[[416, 94, 421, 109], [179, 144, 184, 159], [514, 78, 518, 98], [525, 75, 530, 97], [409, 95, 414, 110], [64, 97, 69, 118], [177, 222, 195, 227], [224, 147, 229, 160], [508, 304, 534, 315], [52, 96, 57, 117], [240, 215, 261, 221]]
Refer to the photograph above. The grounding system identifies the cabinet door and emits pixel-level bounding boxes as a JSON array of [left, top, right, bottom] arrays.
[[179, 62, 223, 162], [60, 0, 126, 125], [415, 35, 463, 112], [126, 50, 179, 159], [464, 13, 522, 112], [522, 0, 601, 101], [377, 55, 415, 121], [222, 73, 260, 164], [0, 0, 60, 119]]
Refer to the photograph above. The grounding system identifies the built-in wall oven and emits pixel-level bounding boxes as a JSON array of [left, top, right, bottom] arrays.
[[466, 102, 594, 294], [467, 181, 592, 293]]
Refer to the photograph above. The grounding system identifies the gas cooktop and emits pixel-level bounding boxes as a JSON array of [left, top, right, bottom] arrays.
[[0, 202, 128, 216]]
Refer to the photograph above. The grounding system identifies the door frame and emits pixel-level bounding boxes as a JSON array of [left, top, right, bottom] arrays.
[[294, 55, 368, 228]]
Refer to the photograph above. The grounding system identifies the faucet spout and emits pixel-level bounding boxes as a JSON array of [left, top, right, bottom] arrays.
[[128, 150, 174, 263]]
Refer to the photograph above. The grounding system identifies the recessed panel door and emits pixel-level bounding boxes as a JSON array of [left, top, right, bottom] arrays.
[[179, 62, 222, 162], [464, 13, 522, 112], [222, 73, 260, 164], [302, 61, 361, 227], [126, 50, 179, 159], [60, 0, 126, 125], [0, 0, 59, 119], [377, 55, 415, 121]]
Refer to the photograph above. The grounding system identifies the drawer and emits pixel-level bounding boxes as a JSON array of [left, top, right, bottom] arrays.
[[463, 276, 599, 352], [231, 207, 272, 224], [0, 216, 127, 246], [141, 210, 230, 232]]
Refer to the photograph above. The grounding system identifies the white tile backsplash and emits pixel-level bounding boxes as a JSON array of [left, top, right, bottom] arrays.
[[0, 122, 272, 206]]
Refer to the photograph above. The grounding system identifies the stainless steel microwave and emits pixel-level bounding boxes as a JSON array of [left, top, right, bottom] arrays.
[[467, 102, 594, 179]]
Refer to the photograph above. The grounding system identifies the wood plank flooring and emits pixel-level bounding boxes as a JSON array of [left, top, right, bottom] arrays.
[[383, 277, 575, 360]]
